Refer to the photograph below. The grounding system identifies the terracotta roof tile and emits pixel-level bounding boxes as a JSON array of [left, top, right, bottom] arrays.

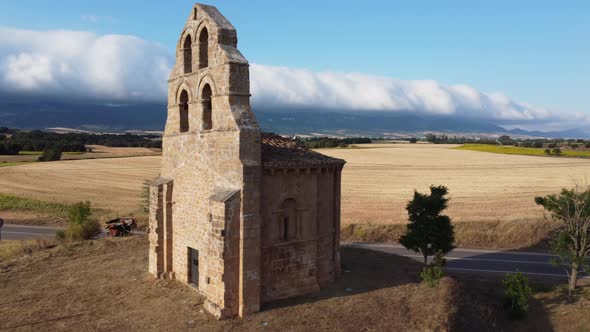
[[261, 133, 346, 168]]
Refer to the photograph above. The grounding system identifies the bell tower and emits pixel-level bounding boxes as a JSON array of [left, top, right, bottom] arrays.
[[149, 3, 262, 318]]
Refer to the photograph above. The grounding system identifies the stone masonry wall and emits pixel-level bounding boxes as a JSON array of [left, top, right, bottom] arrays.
[[260, 167, 342, 303]]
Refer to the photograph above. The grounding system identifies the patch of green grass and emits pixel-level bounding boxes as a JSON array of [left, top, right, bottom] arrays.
[[0, 193, 72, 217], [19, 151, 85, 156], [0, 161, 29, 168], [454, 144, 590, 158]]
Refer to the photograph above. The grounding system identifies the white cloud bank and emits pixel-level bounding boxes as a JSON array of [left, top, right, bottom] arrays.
[[0, 27, 584, 130], [0, 28, 171, 101]]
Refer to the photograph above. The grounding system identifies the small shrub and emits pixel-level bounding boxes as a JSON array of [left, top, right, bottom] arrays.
[[544, 148, 551, 155], [60, 201, 100, 241], [502, 272, 532, 319], [353, 227, 368, 241], [141, 180, 151, 214], [409, 138, 418, 144], [69, 201, 92, 225], [55, 230, 65, 240], [63, 219, 101, 241], [552, 148, 562, 156], [420, 251, 446, 288]]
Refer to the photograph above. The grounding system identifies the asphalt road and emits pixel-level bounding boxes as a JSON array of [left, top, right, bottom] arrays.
[[0, 224, 144, 241], [347, 243, 589, 281], [2, 225, 587, 281], [0, 224, 64, 241]]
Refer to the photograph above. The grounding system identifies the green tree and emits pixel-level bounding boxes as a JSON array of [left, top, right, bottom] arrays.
[[425, 133, 437, 144], [502, 272, 532, 319], [535, 184, 590, 296], [498, 135, 514, 145], [400, 185, 455, 264], [38, 147, 62, 161]]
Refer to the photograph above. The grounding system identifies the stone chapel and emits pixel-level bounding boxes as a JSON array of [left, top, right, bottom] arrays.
[[148, 3, 345, 319]]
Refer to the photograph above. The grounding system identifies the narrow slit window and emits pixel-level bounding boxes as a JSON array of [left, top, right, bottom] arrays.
[[179, 90, 189, 132], [280, 198, 297, 242], [198, 28, 209, 69], [183, 36, 192, 74], [201, 84, 212, 130], [282, 216, 289, 241]]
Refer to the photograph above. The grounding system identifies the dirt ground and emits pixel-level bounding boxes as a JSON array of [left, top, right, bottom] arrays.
[[1, 236, 588, 331], [0, 236, 462, 331]]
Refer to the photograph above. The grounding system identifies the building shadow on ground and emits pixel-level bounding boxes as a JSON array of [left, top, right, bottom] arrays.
[[264, 244, 561, 331], [262, 246, 423, 311]]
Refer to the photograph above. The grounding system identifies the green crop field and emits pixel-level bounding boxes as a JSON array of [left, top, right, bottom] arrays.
[[0, 162, 28, 168], [19, 151, 85, 156], [454, 144, 590, 158], [0, 193, 72, 217]]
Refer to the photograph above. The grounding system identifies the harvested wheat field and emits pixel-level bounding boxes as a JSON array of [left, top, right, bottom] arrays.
[[0, 145, 161, 164], [0, 156, 160, 215], [318, 144, 590, 225], [1, 143, 589, 247]]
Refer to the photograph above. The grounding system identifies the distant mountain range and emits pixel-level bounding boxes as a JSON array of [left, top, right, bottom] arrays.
[[1, 100, 589, 138]]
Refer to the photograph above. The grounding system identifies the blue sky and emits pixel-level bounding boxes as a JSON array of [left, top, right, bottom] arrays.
[[0, 0, 588, 129]]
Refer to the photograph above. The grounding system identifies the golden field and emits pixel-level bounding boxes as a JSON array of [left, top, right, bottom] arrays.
[[1, 143, 589, 245], [0, 145, 160, 163], [0, 155, 160, 215], [319, 144, 590, 225]]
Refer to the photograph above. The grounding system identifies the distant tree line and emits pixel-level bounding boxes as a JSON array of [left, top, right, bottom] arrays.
[[425, 134, 498, 145], [302, 137, 372, 149], [0, 128, 162, 155], [423, 133, 590, 148]]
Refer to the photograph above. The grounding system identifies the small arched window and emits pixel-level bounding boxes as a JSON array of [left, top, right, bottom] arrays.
[[279, 199, 297, 241], [201, 84, 212, 130], [183, 36, 192, 74], [179, 90, 189, 133], [198, 28, 209, 69]]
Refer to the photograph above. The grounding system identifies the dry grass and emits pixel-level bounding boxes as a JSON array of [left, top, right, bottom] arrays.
[[455, 274, 590, 332], [0, 236, 461, 331], [0, 239, 56, 261], [1, 236, 587, 331], [343, 218, 560, 249]]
